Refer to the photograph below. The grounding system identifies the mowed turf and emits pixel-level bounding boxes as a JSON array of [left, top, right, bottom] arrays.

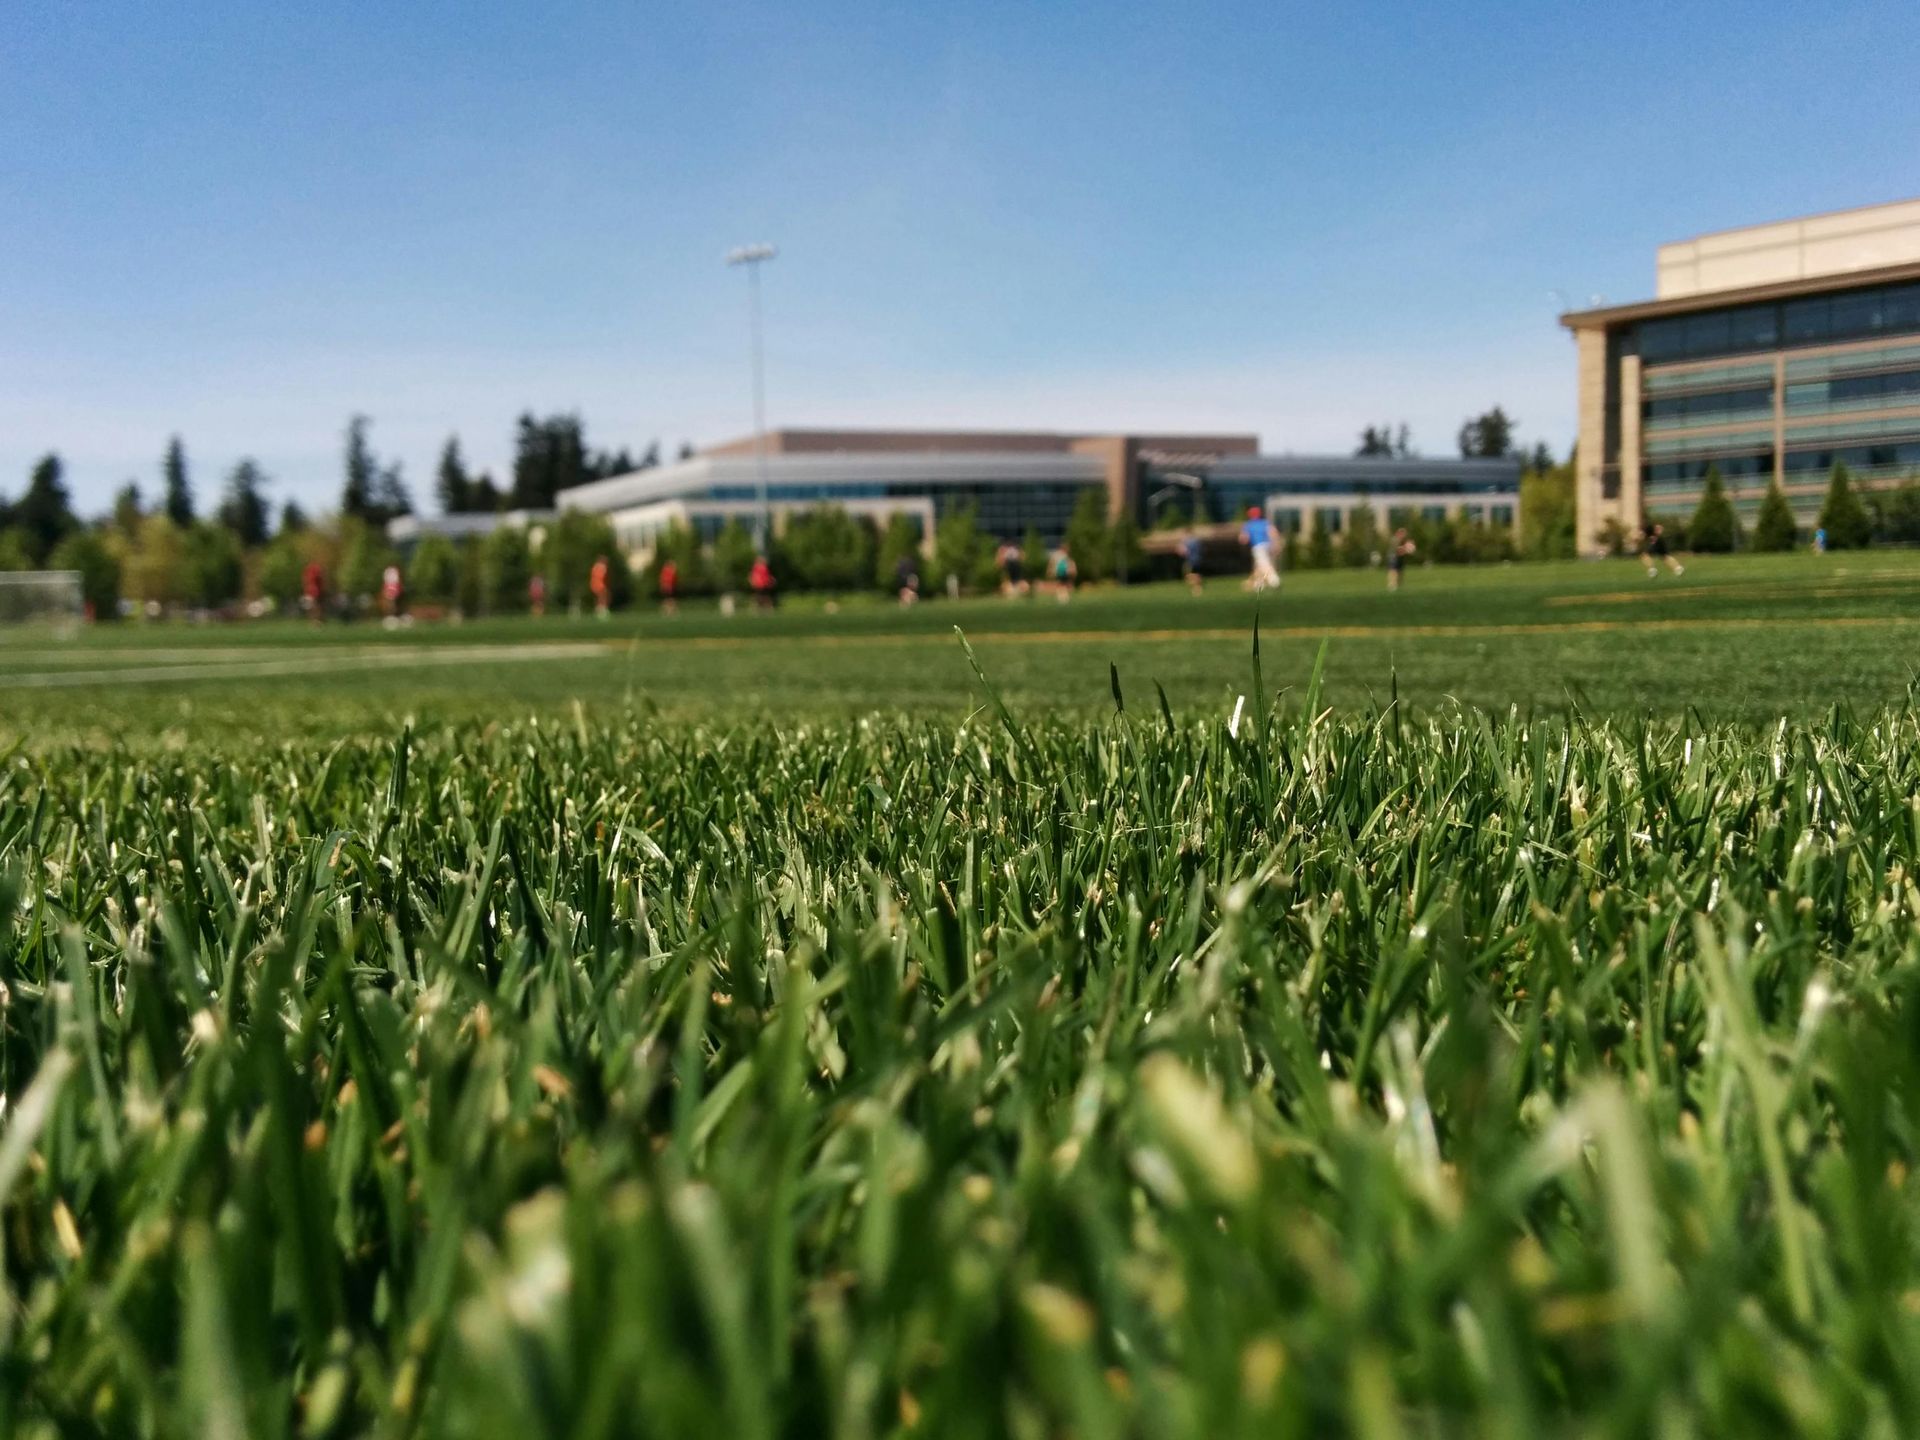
[[1, 552, 1918, 738], [8, 553, 1920, 1435]]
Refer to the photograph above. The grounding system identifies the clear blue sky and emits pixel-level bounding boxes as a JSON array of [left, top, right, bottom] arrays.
[[5, 1, 1917, 515]]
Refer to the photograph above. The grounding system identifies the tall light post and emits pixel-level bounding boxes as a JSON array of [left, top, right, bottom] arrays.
[[726, 243, 777, 552]]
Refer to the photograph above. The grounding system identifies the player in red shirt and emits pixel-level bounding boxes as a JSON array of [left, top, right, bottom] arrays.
[[589, 555, 611, 619], [658, 558, 679, 615], [748, 554, 776, 609], [302, 560, 327, 624]]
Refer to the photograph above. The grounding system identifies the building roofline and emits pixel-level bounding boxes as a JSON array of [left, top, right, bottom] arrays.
[[1663, 196, 1920, 250], [1559, 258, 1920, 331]]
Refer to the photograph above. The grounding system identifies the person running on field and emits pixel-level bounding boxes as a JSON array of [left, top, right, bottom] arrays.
[[749, 554, 776, 609], [1051, 548, 1077, 603], [590, 554, 611, 617], [1386, 528, 1415, 592], [658, 558, 679, 614], [1643, 522, 1684, 577], [528, 572, 547, 617], [895, 552, 921, 605], [997, 540, 1027, 597], [1180, 529, 1204, 594], [381, 563, 404, 618], [1240, 506, 1281, 591], [302, 560, 327, 624]]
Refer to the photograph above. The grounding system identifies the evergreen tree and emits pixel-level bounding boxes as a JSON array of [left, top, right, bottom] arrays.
[[112, 482, 144, 540], [1818, 461, 1873, 549], [215, 459, 272, 547], [1750, 478, 1798, 552], [435, 437, 473, 513], [279, 500, 309, 534], [470, 473, 503, 512], [1063, 489, 1112, 582], [1108, 510, 1143, 583], [14, 453, 78, 563], [1457, 407, 1516, 459], [511, 413, 590, 509], [341, 416, 412, 525], [162, 436, 194, 526], [1518, 462, 1576, 559], [677, 441, 696, 461], [1687, 465, 1740, 552]]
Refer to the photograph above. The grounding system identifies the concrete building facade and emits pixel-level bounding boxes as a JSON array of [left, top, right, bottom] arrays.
[[1563, 199, 1920, 552], [550, 428, 1520, 569]]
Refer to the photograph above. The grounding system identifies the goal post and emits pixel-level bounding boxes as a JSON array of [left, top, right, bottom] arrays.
[[0, 571, 86, 633]]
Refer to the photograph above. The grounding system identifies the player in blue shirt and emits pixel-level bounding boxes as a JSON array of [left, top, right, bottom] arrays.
[[1239, 507, 1281, 591]]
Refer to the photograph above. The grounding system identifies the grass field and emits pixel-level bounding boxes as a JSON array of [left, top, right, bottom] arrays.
[[6, 554, 1920, 1435], [2, 552, 1918, 736]]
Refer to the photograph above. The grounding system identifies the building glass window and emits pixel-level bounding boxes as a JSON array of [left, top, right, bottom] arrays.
[[1315, 507, 1343, 533]]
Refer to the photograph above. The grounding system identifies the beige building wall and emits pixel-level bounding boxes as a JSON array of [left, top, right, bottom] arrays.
[[1657, 198, 1920, 300], [1617, 352, 1642, 527], [1573, 327, 1612, 553]]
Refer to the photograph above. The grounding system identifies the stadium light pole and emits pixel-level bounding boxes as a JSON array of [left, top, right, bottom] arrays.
[[726, 243, 778, 552]]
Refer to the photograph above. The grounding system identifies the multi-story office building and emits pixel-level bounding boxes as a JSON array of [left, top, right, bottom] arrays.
[[549, 427, 1521, 566], [1562, 198, 1920, 552], [386, 427, 1521, 563], [1142, 454, 1520, 538]]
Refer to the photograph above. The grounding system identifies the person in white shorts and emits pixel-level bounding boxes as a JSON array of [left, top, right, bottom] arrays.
[[1239, 506, 1282, 591]]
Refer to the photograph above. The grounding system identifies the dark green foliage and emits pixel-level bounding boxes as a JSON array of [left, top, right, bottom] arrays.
[[544, 511, 628, 611], [1021, 526, 1049, 584], [1457, 405, 1515, 458], [934, 501, 986, 589], [1687, 465, 1740, 552], [1063, 488, 1111, 581], [341, 416, 412, 525], [435, 437, 476, 514], [181, 522, 244, 608], [710, 518, 757, 593], [778, 505, 877, 591], [874, 512, 923, 591], [1338, 502, 1381, 567], [407, 534, 461, 602], [1108, 509, 1143, 583], [478, 523, 532, 613], [215, 458, 272, 547], [1519, 462, 1576, 559], [162, 435, 194, 526], [12, 453, 77, 563], [111, 482, 144, 540], [1819, 462, 1873, 549], [46, 529, 119, 617], [1750, 479, 1799, 552], [1872, 479, 1920, 543]]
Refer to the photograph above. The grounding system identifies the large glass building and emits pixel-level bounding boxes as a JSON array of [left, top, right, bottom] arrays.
[[548, 428, 1520, 567], [1562, 198, 1920, 551]]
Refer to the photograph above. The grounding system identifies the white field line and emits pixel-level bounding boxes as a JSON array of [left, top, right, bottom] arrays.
[[1, 642, 615, 689]]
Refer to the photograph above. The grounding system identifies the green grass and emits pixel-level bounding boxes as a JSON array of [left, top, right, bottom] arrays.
[[2, 553, 1919, 737], [6, 554, 1920, 1434]]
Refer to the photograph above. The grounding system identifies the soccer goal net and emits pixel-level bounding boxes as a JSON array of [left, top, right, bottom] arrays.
[[0, 571, 85, 633]]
